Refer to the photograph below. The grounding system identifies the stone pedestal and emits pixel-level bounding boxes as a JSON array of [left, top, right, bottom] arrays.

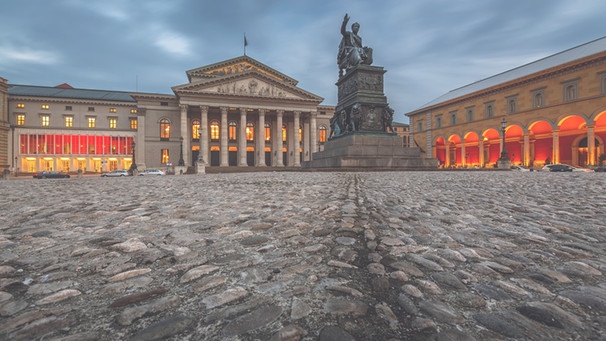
[[304, 64, 439, 170], [303, 133, 439, 169], [497, 159, 511, 169], [196, 161, 206, 174]]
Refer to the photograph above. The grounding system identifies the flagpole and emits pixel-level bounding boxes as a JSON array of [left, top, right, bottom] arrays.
[[243, 33, 247, 56]]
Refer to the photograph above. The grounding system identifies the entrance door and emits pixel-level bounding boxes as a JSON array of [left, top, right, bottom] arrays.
[[265, 151, 271, 166]]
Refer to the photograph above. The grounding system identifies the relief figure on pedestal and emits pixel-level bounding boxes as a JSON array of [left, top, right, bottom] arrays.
[[338, 13, 373, 75]]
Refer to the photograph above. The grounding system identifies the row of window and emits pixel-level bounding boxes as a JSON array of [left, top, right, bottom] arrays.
[[159, 118, 328, 143], [16, 103, 132, 114], [418, 76, 603, 132], [14, 113, 138, 129], [19, 134, 135, 155]]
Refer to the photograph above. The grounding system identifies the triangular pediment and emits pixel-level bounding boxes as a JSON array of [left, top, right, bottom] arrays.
[[173, 69, 323, 102], [186, 55, 298, 86]]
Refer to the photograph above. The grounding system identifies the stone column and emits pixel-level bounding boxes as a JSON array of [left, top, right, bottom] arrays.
[[478, 138, 485, 167], [303, 117, 310, 162], [239, 108, 247, 167], [200, 106, 209, 163], [220, 107, 229, 167], [293, 111, 301, 167], [552, 130, 560, 164], [461, 141, 467, 167], [276, 110, 284, 167], [523, 133, 530, 167], [588, 125, 595, 165], [180, 105, 189, 166], [136, 108, 146, 167], [310, 111, 317, 154], [445, 143, 450, 166], [257, 109, 266, 166]]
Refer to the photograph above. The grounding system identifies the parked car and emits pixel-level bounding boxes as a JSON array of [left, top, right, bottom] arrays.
[[101, 170, 130, 177], [32, 171, 71, 179], [541, 164, 593, 172], [511, 165, 531, 172], [594, 165, 606, 172], [138, 169, 165, 176]]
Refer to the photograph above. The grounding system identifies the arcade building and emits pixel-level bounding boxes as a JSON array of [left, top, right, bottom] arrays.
[[407, 36, 606, 168], [1, 56, 337, 174]]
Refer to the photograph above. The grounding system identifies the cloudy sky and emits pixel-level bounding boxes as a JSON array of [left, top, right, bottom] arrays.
[[1, 0, 603, 123]]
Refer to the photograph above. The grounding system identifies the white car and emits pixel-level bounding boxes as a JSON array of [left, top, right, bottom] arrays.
[[101, 170, 130, 177], [510, 165, 531, 172], [139, 169, 165, 176]]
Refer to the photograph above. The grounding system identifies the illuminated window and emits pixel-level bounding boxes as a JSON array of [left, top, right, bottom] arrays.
[[161, 149, 170, 164], [41, 104, 49, 110], [41, 115, 50, 127], [109, 108, 117, 113], [246, 122, 254, 141], [210, 120, 220, 140], [228, 121, 237, 141], [17, 103, 25, 109], [298, 127, 302, 142], [17, 114, 25, 126], [282, 124, 287, 142], [65, 116, 73, 127], [264, 123, 271, 141], [319, 125, 327, 143], [130, 118, 137, 130], [88, 117, 96, 128], [160, 118, 170, 140], [130, 109, 138, 114], [109, 118, 117, 129], [192, 120, 201, 140]]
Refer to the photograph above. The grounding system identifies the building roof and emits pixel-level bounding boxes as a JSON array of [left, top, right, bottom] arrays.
[[411, 35, 606, 113], [8, 84, 136, 102]]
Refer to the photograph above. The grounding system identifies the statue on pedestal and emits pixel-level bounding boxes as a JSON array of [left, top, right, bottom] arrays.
[[338, 13, 373, 76]]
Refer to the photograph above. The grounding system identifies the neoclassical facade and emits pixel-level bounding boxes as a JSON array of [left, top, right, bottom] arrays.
[[3, 56, 334, 173], [407, 36, 606, 168]]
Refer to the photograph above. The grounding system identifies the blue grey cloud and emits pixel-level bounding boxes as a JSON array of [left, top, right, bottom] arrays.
[[1, 0, 602, 123]]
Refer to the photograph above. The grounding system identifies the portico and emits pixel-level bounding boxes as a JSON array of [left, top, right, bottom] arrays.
[[171, 56, 326, 168]]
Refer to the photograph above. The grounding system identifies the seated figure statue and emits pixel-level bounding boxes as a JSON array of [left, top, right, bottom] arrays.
[[338, 14, 373, 75]]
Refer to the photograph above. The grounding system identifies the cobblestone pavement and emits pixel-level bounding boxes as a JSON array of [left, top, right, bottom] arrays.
[[0, 171, 605, 341]]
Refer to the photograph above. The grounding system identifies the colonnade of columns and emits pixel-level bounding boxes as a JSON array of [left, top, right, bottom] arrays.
[[439, 127, 600, 167], [179, 104, 318, 167]]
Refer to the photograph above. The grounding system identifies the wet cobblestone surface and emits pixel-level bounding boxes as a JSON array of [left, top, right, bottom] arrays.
[[0, 171, 605, 340]]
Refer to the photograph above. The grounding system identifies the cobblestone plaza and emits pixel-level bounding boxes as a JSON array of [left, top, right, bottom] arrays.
[[0, 171, 605, 340]]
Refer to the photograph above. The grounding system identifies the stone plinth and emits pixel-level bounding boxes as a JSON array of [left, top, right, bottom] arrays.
[[302, 133, 439, 169]]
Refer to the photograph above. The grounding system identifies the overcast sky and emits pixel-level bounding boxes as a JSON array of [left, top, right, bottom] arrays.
[[1, 0, 603, 123]]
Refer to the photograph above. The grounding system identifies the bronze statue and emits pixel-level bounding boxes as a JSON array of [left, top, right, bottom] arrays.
[[382, 106, 395, 133], [338, 14, 373, 75]]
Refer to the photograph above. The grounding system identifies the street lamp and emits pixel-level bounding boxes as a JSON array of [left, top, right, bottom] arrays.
[[499, 118, 509, 161], [128, 141, 137, 174], [178, 136, 185, 166]]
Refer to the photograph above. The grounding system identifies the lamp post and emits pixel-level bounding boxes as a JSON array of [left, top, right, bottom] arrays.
[[497, 118, 511, 169], [178, 136, 185, 166], [499, 118, 509, 161], [128, 141, 137, 174]]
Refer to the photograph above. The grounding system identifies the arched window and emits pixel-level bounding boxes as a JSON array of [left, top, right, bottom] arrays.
[[264, 123, 271, 141], [210, 120, 220, 141], [319, 125, 327, 143], [282, 124, 287, 142], [246, 122, 254, 141], [228, 121, 237, 141], [160, 118, 171, 140], [192, 120, 200, 140]]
